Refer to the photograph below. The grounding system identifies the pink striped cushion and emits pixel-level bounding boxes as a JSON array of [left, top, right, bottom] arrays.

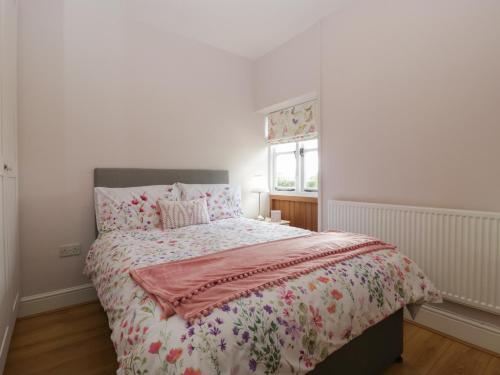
[[158, 198, 210, 229]]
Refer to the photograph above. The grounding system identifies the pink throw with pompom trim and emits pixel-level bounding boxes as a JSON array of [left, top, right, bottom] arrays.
[[130, 232, 395, 322]]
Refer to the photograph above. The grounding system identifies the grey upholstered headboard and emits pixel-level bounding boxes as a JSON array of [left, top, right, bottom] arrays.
[[94, 168, 229, 188]]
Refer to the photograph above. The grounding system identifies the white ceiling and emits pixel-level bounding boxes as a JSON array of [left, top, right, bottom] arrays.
[[125, 0, 348, 60]]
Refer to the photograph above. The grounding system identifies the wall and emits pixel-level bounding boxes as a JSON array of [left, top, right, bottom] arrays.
[[320, 0, 500, 226], [19, 0, 500, 299], [253, 0, 500, 229], [253, 24, 321, 112], [19, 0, 266, 296]]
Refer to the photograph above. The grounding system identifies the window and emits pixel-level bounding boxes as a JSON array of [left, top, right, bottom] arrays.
[[265, 100, 318, 195], [271, 138, 318, 194]]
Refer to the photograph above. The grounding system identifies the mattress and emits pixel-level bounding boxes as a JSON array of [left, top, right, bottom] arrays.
[[85, 217, 440, 375]]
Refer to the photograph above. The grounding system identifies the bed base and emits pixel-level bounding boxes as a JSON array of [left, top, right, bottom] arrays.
[[310, 308, 403, 375]]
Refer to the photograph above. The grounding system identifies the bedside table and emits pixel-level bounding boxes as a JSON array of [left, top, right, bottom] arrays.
[[264, 218, 290, 226]]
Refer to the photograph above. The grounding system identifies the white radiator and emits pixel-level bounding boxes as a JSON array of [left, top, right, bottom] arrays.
[[328, 200, 500, 315]]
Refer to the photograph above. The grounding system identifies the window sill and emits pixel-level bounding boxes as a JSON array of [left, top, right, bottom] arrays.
[[270, 193, 318, 203], [271, 190, 317, 198]]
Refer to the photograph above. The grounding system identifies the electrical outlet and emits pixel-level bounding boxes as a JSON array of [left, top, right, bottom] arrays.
[[59, 243, 81, 257]]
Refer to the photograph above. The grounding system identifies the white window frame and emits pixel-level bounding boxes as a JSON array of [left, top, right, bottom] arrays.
[[269, 139, 318, 197]]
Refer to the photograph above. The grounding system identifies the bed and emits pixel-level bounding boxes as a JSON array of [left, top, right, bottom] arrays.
[[85, 168, 441, 375]]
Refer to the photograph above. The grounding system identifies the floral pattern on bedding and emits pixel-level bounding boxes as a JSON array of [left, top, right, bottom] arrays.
[[95, 185, 181, 232], [85, 218, 441, 375], [177, 184, 242, 221]]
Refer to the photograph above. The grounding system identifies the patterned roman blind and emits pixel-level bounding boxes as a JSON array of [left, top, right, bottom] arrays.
[[266, 100, 318, 144]]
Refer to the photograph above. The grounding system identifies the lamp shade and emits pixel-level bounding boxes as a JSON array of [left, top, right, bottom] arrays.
[[250, 186, 266, 193], [249, 174, 268, 194]]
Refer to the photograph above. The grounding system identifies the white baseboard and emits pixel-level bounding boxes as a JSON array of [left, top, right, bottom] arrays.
[[18, 283, 98, 318], [0, 325, 11, 374], [406, 305, 500, 354], [12, 292, 19, 313], [0, 295, 19, 374]]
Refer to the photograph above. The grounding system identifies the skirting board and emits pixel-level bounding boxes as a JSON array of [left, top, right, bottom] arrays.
[[0, 294, 19, 373], [18, 283, 98, 318], [405, 305, 500, 354]]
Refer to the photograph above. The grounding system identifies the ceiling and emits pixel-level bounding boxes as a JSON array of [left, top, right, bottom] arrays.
[[125, 0, 348, 60]]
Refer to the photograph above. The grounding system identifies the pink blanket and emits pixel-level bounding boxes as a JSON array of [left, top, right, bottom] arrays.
[[130, 232, 395, 321]]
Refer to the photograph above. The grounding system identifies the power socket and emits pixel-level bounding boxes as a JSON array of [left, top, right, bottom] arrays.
[[59, 243, 81, 257]]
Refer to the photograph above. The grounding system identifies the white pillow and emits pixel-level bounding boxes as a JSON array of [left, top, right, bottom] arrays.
[[158, 198, 210, 229], [94, 185, 181, 232], [176, 183, 242, 221]]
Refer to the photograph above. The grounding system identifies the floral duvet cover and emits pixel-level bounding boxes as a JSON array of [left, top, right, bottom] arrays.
[[85, 218, 441, 375]]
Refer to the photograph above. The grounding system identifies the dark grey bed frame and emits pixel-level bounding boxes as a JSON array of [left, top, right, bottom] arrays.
[[93, 168, 403, 374]]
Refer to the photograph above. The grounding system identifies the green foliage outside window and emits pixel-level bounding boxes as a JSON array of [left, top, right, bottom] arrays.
[[276, 177, 295, 188], [305, 175, 318, 190]]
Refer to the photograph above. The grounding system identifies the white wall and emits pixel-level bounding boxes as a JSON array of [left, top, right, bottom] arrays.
[[320, 0, 500, 225], [253, 0, 500, 229], [253, 24, 321, 112], [19, 0, 266, 296], [20, 0, 500, 299]]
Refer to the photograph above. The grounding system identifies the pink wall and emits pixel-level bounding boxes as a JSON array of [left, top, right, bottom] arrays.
[[19, 0, 500, 297], [253, 0, 500, 229], [19, 1, 266, 296], [253, 24, 321, 111], [320, 0, 500, 226]]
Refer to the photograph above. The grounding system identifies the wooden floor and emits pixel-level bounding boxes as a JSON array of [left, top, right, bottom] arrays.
[[4, 302, 500, 375]]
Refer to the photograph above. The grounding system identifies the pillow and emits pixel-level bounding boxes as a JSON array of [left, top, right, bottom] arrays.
[[94, 185, 181, 232], [177, 183, 242, 221], [158, 198, 210, 229]]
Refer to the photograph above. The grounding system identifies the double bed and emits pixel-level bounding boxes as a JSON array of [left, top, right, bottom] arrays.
[[85, 168, 441, 375]]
